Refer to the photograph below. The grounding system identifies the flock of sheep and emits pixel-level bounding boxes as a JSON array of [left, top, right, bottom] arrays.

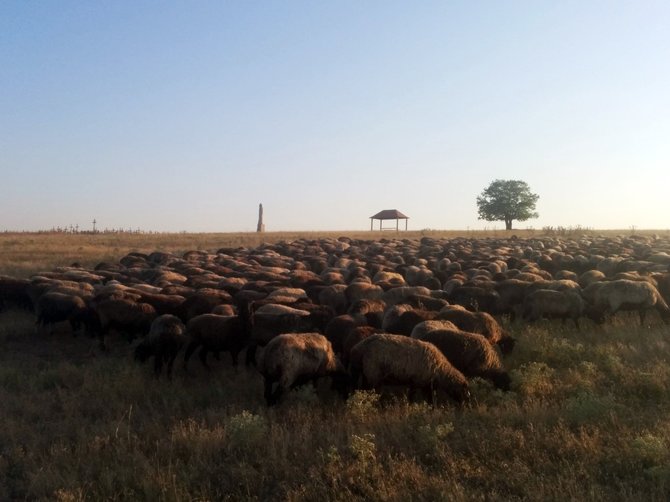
[[1, 234, 670, 406]]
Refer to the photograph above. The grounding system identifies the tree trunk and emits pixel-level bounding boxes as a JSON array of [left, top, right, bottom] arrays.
[[505, 219, 513, 230]]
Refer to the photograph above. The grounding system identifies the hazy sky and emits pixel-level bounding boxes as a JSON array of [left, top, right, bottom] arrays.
[[2, 1, 669, 232]]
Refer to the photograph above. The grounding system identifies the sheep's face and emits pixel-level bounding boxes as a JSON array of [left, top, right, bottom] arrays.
[[492, 372, 512, 392], [497, 335, 516, 355], [447, 381, 471, 404]]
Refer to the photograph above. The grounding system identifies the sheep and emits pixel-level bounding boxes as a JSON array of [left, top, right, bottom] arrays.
[[324, 314, 368, 354], [409, 320, 460, 340], [522, 289, 585, 328], [134, 314, 186, 378], [348, 333, 470, 405], [0, 276, 32, 312], [95, 299, 157, 350], [582, 279, 670, 325], [381, 286, 431, 306], [438, 306, 516, 354], [347, 298, 386, 328], [183, 309, 250, 370], [384, 308, 440, 336], [449, 286, 501, 314], [246, 307, 321, 366], [35, 292, 88, 334], [412, 328, 511, 391], [341, 326, 384, 367], [259, 333, 348, 405]]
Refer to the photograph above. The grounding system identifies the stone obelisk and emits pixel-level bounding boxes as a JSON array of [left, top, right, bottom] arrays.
[[257, 203, 265, 232]]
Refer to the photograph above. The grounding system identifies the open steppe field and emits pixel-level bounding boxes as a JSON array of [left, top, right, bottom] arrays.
[[1, 231, 670, 501]]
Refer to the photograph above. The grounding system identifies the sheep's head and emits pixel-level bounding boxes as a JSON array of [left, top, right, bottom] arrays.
[[491, 371, 512, 392], [497, 334, 517, 354]]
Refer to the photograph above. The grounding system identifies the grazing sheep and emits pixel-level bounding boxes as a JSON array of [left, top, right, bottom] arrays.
[[404, 294, 449, 311], [409, 320, 460, 340], [385, 308, 439, 336], [381, 286, 431, 306], [449, 286, 501, 314], [438, 306, 516, 354], [341, 326, 384, 367], [95, 299, 157, 350], [259, 333, 348, 405], [246, 307, 321, 366], [578, 270, 607, 288], [183, 309, 250, 370], [348, 333, 470, 405], [324, 314, 368, 354], [522, 289, 585, 328], [0, 276, 32, 311], [582, 279, 670, 325], [134, 315, 186, 378], [348, 298, 386, 328], [412, 329, 511, 391], [35, 292, 88, 334]]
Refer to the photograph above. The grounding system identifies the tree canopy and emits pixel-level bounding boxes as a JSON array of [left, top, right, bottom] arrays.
[[476, 179, 539, 230]]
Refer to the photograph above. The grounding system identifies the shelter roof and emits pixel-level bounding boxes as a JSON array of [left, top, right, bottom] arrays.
[[369, 209, 409, 220]]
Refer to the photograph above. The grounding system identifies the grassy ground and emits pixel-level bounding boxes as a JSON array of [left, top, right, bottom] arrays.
[[1, 232, 670, 500]]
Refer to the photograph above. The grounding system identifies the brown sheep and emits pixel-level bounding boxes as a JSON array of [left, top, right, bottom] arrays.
[[438, 306, 516, 354], [412, 328, 511, 391], [409, 320, 460, 340], [385, 308, 440, 336], [522, 289, 585, 328], [582, 279, 670, 325], [134, 314, 186, 378], [183, 308, 250, 370], [95, 299, 157, 350], [35, 292, 88, 334], [324, 314, 368, 354], [348, 333, 470, 405], [341, 326, 384, 367], [259, 333, 348, 405]]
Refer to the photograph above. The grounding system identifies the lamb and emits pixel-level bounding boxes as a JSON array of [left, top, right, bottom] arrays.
[[438, 306, 516, 353], [381, 286, 432, 306], [134, 314, 186, 378], [412, 328, 511, 391], [259, 333, 348, 405], [522, 289, 585, 328], [348, 333, 470, 405], [582, 279, 670, 325]]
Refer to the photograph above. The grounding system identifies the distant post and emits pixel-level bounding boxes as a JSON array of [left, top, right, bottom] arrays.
[[92, 219, 97, 233], [257, 204, 265, 232]]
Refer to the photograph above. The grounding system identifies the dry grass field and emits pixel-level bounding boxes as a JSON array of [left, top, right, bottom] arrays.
[[1, 231, 670, 501]]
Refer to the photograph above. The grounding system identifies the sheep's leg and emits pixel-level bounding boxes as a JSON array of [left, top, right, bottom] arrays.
[[639, 309, 646, 326], [573, 317, 580, 330], [245, 344, 258, 367], [263, 377, 275, 405], [153, 354, 163, 377], [166, 354, 177, 380], [198, 347, 210, 370], [182, 341, 199, 370], [230, 349, 240, 369]]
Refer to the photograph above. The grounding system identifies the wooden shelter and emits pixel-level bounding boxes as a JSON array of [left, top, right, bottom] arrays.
[[370, 209, 409, 231]]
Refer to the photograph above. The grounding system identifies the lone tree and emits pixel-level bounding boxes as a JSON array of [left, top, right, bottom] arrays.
[[476, 179, 539, 230]]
